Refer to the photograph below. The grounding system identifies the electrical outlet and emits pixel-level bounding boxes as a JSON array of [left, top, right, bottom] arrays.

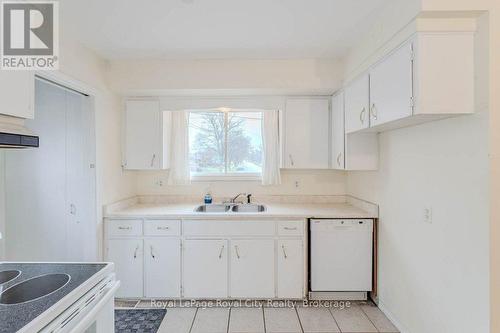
[[155, 179, 164, 187], [423, 207, 432, 224], [295, 180, 300, 188]]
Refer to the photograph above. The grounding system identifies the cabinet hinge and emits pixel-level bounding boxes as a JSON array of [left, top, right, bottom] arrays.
[[410, 49, 415, 61], [410, 96, 415, 108]]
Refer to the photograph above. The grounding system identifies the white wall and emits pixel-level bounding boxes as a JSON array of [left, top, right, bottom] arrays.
[[107, 58, 344, 96], [0, 151, 5, 260], [137, 169, 346, 198], [346, 4, 490, 333]]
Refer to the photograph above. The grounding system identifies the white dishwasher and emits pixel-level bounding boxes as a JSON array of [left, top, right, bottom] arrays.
[[310, 219, 373, 300]]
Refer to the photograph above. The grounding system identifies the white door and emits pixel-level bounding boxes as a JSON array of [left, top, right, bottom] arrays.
[[345, 74, 370, 133], [107, 239, 143, 298], [230, 239, 275, 298], [144, 238, 181, 298], [369, 42, 413, 127], [277, 239, 304, 299], [331, 92, 345, 170], [5, 79, 95, 261], [284, 98, 330, 169], [124, 100, 161, 170], [65, 90, 96, 261], [0, 71, 34, 119], [183, 239, 228, 298]]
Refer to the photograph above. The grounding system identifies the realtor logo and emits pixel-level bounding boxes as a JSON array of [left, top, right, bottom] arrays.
[[1, 1, 58, 70]]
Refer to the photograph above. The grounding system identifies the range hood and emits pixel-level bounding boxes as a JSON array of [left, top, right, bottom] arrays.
[[0, 120, 39, 148]]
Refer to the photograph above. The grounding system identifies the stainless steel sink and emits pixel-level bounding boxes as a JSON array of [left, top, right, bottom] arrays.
[[231, 204, 266, 213], [194, 204, 231, 213], [0, 270, 21, 285], [0, 273, 70, 305]]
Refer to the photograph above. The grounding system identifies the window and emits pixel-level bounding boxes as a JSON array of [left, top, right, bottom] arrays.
[[188, 110, 263, 178]]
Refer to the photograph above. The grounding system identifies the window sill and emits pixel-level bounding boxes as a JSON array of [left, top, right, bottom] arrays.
[[191, 173, 262, 182]]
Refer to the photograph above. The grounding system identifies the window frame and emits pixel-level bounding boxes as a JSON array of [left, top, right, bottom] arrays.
[[188, 109, 263, 181]]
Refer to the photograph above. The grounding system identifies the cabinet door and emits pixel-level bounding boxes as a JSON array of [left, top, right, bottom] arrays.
[[124, 100, 161, 170], [331, 92, 345, 170], [0, 71, 34, 119], [284, 98, 330, 169], [144, 238, 181, 298], [230, 239, 275, 298], [345, 74, 369, 133], [107, 239, 143, 298], [277, 239, 304, 298], [183, 239, 228, 298], [369, 42, 413, 127]]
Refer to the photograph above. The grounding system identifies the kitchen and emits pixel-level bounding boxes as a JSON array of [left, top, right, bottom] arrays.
[[0, 0, 498, 333]]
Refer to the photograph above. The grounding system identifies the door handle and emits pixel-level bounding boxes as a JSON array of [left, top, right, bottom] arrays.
[[157, 226, 169, 230], [69, 204, 76, 215], [289, 154, 294, 167], [118, 226, 131, 230], [150, 245, 155, 259], [133, 245, 139, 259], [359, 107, 366, 124], [218, 245, 225, 259], [336, 153, 342, 166], [281, 245, 288, 259], [234, 245, 241, 259], [284, 226, 297, 231], [370, 103, 377, 120], [150, 154, 156, 167]]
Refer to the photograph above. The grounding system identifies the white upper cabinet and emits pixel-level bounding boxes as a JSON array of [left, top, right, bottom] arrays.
[[123, 99, 171, 170], [369, 42, 413, 127], [284, 97, 330, 169], [331, 92, 345, 170], [343, 28, 474, 133], [344, 74, 370, 133], [0, 71, 34, 119]]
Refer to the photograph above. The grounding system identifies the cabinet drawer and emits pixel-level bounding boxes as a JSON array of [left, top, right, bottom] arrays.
[[107, 220, 143, 237], [277, 221, 303, 236], [183, 220, 275, 236], [144, 220, 180, 236]]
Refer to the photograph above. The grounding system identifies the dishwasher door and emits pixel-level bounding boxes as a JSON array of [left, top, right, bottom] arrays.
[[310, 219, 373, 292]]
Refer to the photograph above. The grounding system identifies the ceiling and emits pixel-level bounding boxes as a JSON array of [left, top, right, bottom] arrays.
[[60, 0, 391, 60]]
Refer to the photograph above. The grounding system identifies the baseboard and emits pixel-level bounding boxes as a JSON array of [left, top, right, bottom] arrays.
[[377, 300, 410, 333]]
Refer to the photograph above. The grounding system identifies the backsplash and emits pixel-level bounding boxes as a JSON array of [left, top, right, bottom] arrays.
[[135, 169, 347, 197]]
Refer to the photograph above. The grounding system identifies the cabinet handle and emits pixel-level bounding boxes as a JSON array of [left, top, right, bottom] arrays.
[[118, 226, 131, 230], [336, 153, 342, 166], [150, 245, 155, 259], [157, 226, 169, 230], [289, 154, 294, 166], [370, 103, 377, 120], [218, 245, 225, 259], [234, 245, 241, 259], [133, 245, 139, 259], [284, 226, 297, 231], [150, 154, 156, 167], [281, 245, 288, 259], [359, 107, 366, 123]]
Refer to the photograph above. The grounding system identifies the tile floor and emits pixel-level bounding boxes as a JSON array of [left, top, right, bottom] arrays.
[[115, 299, 399, 333]]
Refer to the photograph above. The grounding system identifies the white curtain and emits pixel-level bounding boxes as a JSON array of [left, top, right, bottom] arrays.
[[168, 111, 191, 185], [261, 110, 281, 185]]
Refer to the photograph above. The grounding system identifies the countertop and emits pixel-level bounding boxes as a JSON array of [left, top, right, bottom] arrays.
[[0, 263, 110, 333], [105, 202, 376, 219]]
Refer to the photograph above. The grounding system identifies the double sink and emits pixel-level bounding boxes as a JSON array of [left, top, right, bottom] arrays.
[[195, 203, 266, 213]]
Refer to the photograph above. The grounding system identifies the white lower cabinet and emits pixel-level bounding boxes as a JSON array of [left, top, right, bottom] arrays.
[[144, 238, 181, 298], [230, 239, 275, 298], [106, 219, 305, 299], [277, 239, 304, 298], [183, 239, 228, 298], [107, 239, 143, 298]]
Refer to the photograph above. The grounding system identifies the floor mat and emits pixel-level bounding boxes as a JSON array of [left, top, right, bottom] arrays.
[[115, 309, 166, 333]]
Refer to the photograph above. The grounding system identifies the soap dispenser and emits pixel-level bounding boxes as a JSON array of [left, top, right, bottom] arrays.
[[204, 187, 213, 204]]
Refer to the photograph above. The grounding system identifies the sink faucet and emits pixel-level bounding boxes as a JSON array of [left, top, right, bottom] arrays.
[[230, 193, 247, 204]]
